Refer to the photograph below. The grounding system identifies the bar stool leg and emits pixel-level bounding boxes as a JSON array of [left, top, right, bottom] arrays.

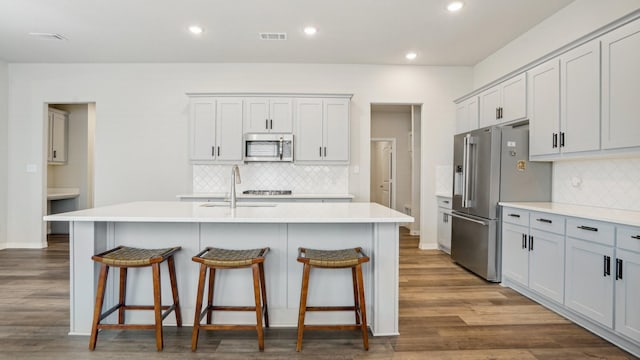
[[296, 263, 311, 352], [206, 268, 215, 324], [251, 264, 265, 351], [152, 263, 163, 351], [89, 264, 109, 351], [191, 264, 207, 351], [118, 267, 127, 324], [351, 267, 361, 325], [167, 256, 182, 327], [356, 264, 369, 351], [258, 262, 269, 327]]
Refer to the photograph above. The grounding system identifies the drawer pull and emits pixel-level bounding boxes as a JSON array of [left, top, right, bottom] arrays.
[[536, 218, 552, 224], [443, 200, 450, 204], [616, 259, 623, 280], [577, 225, 598, 232], [508, 213, 521, 218], [632, 235, 640, 240]]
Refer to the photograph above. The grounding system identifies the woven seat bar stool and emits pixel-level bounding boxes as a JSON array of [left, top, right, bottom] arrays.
[[89, 246, 182, 351], [191, 247, 270, 352], [296, 247, 370, 352]]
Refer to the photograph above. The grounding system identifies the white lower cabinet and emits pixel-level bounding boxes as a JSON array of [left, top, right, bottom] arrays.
[[502, 206, 640, 356], [615, 226, 640, 343], [436, 196, 452, 253], [502, 210, 564, 304]]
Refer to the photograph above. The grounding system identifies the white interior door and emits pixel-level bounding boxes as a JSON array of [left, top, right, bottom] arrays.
[[371, 140, 393, 207]]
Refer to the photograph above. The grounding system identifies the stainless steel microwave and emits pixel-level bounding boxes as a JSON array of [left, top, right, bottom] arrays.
[[244, 133, 294, 162]]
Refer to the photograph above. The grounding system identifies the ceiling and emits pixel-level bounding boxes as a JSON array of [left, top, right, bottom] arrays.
[[0, 0, 574, 65]]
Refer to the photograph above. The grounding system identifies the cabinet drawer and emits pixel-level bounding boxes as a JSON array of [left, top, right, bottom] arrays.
[[617, 225, 640, 252], [530, 212, 565, 234], [502, 208, 529, 226], [566, 218, 614, 246], [436, 196, 452, 209]]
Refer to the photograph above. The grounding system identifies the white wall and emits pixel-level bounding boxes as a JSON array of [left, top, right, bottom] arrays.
[[473, 0, 640, 88], [0, 59, 7, 249], [371, 109, 412, 214], [7, 63, 471, 248]]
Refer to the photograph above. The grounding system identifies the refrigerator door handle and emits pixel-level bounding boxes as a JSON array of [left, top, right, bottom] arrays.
[[450, 212, 488, 226], [462, 134, 472, 208]]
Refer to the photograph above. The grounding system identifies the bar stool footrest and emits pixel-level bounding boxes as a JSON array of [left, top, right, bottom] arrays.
[[303, 324, 364, 331]]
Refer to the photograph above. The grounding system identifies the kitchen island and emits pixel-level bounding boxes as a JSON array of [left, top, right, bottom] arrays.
[[44, 201, 413, 337]]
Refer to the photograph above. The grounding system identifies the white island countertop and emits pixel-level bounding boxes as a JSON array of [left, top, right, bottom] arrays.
[[499, 202, 640, 227], [44, 201, 414, 224], [177, 193, 355, 200]]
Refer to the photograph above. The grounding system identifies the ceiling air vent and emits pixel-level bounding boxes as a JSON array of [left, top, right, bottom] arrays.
[[259, 32, 287, 41], [29, 32, 67, 40]]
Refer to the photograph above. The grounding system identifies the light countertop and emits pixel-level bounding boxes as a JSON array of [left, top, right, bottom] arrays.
[[435, 193, 452, 198], [177, 193, 355, 200], [47, 187, 80, 200], [499, 202, 640, 227], [44, 201, 414, 224]]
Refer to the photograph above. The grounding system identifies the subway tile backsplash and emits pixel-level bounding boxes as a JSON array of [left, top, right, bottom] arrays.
[[193, 163, 349, 194], [552, 158, 640, 212]]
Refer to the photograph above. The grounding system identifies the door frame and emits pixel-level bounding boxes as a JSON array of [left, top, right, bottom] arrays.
[[370, 137, 397, 210]]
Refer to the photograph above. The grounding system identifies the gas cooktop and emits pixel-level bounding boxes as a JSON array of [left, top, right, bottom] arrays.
[[242, 190, 292, 195]]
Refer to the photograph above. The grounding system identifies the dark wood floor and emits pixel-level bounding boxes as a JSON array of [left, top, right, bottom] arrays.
[[0, 231, 636, 359]]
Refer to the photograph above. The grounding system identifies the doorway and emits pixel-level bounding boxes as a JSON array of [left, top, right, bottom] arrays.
[[370, 104, 421, 235], [44, 103, 95, 245]]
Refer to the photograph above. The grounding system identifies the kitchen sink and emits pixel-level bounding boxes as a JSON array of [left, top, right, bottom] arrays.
[[200, 203, 277, 208]]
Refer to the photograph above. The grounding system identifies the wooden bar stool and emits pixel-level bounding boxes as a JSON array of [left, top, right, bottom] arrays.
[[191, 247, 269, 352], [296, 247, 370, 351], [89, 246, 182, 351]]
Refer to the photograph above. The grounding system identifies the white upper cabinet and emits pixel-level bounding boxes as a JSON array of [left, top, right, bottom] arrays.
[[529, 40, 601, 158], [189, 97, 243, 162], [295, 97, 349, 163], [601, 19, 640, 150], [216, 98, 244, 161], [560, 40, 601, 154], [479, 73, 527, 128], [244, 97, 293, 133], [48, 108, 68, 164], [455, 96, 479, 134], [528, 59, 560, 157]]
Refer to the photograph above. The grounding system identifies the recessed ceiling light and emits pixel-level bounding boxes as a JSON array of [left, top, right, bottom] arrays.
[[406, 52, 417, 60], [188, 25, 204, 35], [447, 1, 464, 12], [303, 26, 317, 36]]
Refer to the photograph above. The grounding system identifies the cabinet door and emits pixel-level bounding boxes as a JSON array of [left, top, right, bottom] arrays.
[[295, 98, 324, 161], [502, 223, 529, 287], [269, 98, 293, 132], [455, 97, 479, 134], [50, 110, 67, 163], [500, 73, 527, 123], [561, 40, 600, 153], [244, 98, 270, 133], [190, 98, 216, 160], [601, 19, 640, 150], [323, 98, 349, 162], [437, 209, 451, 253], [216, 98, 243, 161], [479, 86, 500, 128], [615, 248, 640, 342], [565, 237, 614, 328], [529, 229, 564, 304], [528, 59, 560, 157]]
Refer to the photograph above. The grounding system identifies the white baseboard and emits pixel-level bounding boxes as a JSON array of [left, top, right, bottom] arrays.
[[418, 242, 438, 250]]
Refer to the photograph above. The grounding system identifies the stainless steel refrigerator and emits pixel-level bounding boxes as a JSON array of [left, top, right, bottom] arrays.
[[451, 122, 551, 282]]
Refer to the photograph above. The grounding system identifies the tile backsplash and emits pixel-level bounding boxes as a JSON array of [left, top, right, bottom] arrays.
[[552, 158, 640, 211], [193, 163, 349, 194], [435, 165, 453, 196]]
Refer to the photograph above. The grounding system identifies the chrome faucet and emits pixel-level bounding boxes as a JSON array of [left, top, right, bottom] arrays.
[[230, 165, 241, 208]]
